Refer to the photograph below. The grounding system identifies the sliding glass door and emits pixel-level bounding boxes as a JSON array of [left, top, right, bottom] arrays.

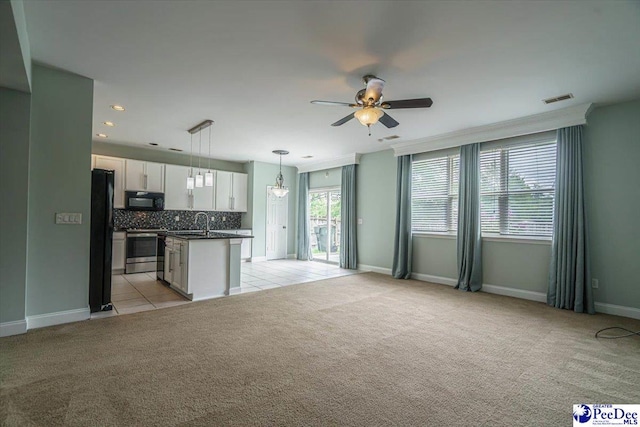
[[309, 189, 341, 263]]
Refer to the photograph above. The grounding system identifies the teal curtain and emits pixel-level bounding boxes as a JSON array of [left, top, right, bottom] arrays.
[[548, 126, 594, 313], [339, 165, 357, 269], [296, 173, 312, 260], [456, 143, 483, 291], [392, 155, 412, 279]]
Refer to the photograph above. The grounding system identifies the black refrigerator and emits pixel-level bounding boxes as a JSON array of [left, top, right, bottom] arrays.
[[89, 169, 115, 313]]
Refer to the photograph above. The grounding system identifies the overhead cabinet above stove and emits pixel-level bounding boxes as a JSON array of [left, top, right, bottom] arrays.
[[125, 160, 165, 193]]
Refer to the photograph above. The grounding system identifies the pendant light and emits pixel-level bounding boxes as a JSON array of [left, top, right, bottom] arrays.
[[186, 133, 195, 190], [195, 129, 204, 188], [186, 120, 214, 190], [205, 126, 214, 187], [272, 150, 289, 198]]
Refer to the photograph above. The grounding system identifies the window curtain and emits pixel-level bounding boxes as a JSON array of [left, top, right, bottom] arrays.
[[296, 172, 312, 260], [392, 155, 412, 279], [456, 143, 483, 291], [339, 165, 357, 269], [547, 126, 594, 313]]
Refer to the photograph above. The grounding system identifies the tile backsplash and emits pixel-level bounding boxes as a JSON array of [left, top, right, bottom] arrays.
[[114, 209, 242, 231]]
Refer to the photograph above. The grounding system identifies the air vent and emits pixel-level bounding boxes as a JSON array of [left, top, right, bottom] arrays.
[[149, 142, 158, 146], [378, 135, 401, 142], [168, 148, 182, 152], [302, 155, 314, 159], [543, 93, 574, 104]]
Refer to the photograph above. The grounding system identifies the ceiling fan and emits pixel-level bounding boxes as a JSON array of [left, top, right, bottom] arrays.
[[311, 75, 433, 136]]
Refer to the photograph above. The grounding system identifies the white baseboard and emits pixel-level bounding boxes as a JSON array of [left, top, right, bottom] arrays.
[[27, 307, 90, 330], [410, 273, 457, 287], [0, 319, 27, 337], [250, 256, 267, 263], [481, 284, 547, 303], [357, 264, 392, 275], [595, 302, 640, 320]]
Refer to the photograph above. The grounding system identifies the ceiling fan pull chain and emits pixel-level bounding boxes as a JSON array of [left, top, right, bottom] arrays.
[[367, 124, 371, 136]]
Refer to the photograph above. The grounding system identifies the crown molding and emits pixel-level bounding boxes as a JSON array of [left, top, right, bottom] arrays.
[[391, 103, 594, 157], [297, 153, 361, 173]]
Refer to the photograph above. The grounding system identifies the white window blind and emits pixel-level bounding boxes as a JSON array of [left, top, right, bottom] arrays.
[[480, 141, 556, 237], [411, 154, 460, 233]]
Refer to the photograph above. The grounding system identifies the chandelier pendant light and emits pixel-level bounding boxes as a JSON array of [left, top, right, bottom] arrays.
[[186, 120, 214, 190], [186, 133, 195, 190], [272, 150, 289, 198], [354, 107, 384, 136], [195, 130, 204, 188], [205, 126, 214, 187]]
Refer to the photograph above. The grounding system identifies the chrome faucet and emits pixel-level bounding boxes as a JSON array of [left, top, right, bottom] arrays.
[[194, 212, 210, 234]]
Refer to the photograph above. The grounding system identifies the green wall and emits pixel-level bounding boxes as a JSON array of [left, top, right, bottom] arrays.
[[92, 140, 246, 173], [26, 65, 94, 317], [309, 167, 341, 189], [355, 100, 640, 311], [583, 99, 640, 309], [249, 161, 298, 258], [0, 88, 30, 324], [356, 150, 397, 269]]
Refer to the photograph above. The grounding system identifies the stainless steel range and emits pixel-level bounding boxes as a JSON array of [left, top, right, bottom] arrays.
[[125, 229, 166, 274]]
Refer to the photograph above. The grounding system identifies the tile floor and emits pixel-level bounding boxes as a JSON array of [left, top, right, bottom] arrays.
[[91, 260, 359, 319]]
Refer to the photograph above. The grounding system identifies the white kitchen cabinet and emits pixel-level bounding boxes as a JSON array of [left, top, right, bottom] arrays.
[[164, 238, 189, 295], [215, 171, 247, 212], [125, 160, 165, 193], [112, 232, 126, 272], [94, 156, 126, 208], [192, 173, 215, 210], [164, 164, 192, 210]]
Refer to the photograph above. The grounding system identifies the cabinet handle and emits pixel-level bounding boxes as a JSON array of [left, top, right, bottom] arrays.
[[179, 245, 184, 266], [144, 174, 148, 189], [168, 250, 173, 271]]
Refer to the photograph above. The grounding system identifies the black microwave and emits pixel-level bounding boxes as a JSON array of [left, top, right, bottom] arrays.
[[125, 191, 165, 211]]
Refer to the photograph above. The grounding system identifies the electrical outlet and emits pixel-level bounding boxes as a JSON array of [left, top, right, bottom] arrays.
[[591, 279, 599, 289], [222, 216, 226, 222], [174, 216, 180, 221], [357, 218, 363, 225]]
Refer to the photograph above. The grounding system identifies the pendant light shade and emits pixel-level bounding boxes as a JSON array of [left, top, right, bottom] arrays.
[[195, 174, 204, 188], [354, 107, 383, 126], [205, 172, 214, 187], [186, 176, 195, 190], [272, 150, 289, 198]]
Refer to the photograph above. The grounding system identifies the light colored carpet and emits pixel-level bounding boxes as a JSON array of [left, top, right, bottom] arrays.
[[1, 273, 639, 426]]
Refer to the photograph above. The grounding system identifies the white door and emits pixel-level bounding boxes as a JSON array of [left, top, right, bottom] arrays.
[[266, 187, 288, 260]]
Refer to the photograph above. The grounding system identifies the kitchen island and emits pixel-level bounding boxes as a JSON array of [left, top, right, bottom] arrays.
[[160, 231, 253, 301]]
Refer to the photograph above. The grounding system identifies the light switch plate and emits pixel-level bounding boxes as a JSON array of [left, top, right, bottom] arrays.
[[55, 212, 82, 224], [357, 218, 363, 225]]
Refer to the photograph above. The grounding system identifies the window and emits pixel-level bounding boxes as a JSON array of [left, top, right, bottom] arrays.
[[411, 153, 460, 233], [480, 140, 556, 237]]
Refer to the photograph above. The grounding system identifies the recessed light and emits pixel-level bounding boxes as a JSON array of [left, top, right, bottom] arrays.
[[110, 105, 125, 111], [149, 143, 158, 146], [103, 121, 115, 127], [96, 133, 108, 138], [302, 155, 314, 159], [169, 148, 183, 152]]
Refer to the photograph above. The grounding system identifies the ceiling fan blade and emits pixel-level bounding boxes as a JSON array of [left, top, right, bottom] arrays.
[[311, 100, 358, 107], [378, 112, 399, 128], [331, 113, 355, 127], [363, 76, 385, 103], [381, 98, 433, 109]]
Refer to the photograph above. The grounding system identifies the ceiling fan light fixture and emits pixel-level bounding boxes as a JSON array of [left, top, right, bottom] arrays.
[[354, 107, 383, 127]]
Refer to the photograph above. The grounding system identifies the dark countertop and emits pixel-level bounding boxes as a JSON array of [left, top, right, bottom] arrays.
[[159, 231, 254, 240]]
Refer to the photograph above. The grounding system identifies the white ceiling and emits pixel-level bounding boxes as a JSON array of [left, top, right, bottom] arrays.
[[22, 0, 640, 167]]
